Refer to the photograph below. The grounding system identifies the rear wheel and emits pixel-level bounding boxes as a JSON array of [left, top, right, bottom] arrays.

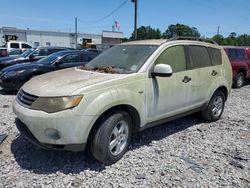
[[233, 72, 245, 88], [201, 90, 225, 122], [91, 111, 132, 165]]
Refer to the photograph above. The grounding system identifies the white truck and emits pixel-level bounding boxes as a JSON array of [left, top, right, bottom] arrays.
[[3, 41, 32, 53]]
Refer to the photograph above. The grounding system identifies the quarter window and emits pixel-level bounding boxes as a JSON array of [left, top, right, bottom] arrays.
[[208, 47, 222, 65], [155, 45, 186, 72], [189, 46, 211, 68]]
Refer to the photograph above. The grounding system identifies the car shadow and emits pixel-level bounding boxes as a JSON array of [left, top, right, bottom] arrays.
[[11, 114, 204, 174], [244, 78, 250, 86], [0, 88, 16, 95]]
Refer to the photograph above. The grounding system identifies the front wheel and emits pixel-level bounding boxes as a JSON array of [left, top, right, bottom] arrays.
[[91, 111, 132, 165], [201, 90, 225, 122]]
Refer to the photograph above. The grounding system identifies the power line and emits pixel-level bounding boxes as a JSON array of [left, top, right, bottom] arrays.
[[78, 0, 129, 24]]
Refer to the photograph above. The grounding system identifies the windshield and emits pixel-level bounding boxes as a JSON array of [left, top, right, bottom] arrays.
[[20, 49, 34, 58], [34, 52, 63, 65], [85, 45, 158, 74]]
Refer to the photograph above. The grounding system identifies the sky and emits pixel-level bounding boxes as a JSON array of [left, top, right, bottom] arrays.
[[0, 0, 250, 38]]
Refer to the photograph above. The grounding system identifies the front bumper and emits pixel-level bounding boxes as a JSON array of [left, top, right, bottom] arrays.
[[13, 99, 97, 151], [15, 118, 86, 151]]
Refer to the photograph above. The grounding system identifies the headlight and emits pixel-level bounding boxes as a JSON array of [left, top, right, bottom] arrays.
[[5, 70, 25, 77], [30, 95, 83, 113]]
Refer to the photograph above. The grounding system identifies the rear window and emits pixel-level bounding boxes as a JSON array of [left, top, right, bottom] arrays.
[[189, 46, 212, 68], [10, 43, 19, 49], [208, 47, 222, 65]]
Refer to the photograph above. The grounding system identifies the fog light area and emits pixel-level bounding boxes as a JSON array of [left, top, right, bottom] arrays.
[[44, 128, 61, 140]]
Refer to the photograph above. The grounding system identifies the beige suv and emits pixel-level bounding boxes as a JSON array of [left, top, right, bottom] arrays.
[[13, 38, 232, 164]]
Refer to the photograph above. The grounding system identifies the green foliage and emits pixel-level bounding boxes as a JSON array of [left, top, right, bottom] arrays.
[[127, 23, 250, 46], [212, 33, 250, 46], [162, 23, 201, 39], [130, 26, 161, 40]]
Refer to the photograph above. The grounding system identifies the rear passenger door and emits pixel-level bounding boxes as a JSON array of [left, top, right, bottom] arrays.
[[187, 45, 222, 103]]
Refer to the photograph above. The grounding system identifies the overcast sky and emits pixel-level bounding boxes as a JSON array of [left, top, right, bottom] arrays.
[[0, 0, 249, 38]]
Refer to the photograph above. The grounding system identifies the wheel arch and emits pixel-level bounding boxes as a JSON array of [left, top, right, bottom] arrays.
[[88, 104, 141, 141], [215, 86, 228, 101]]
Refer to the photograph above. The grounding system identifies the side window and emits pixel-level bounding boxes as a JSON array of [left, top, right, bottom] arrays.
[[61, 54, 80, 63], [32, 49, 46, 56], [81, 53, 90, 62], [155, 45, 186, 72], [189, 46, 212, 68], [228, 49, 237, 59], [10, 43, 20, 49], [39, 49, 47, 56], [48, 49, 61, 54], [236, 49, 246, 59], [21, 43, 31, 48], [208, 47, 222, 65]]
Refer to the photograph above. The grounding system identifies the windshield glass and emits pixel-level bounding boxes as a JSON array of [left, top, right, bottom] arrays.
[[20, 48, 34, 58], [84, 45, 158, 74], [34, 52, 63, 65]]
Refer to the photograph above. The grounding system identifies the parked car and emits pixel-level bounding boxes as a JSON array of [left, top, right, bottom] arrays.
[[82, 48, 103, 54], [0, 50, 98, 91], [8, 49, 25, 56], [224, 47, 250, 88], [0, 48, 8, 57], [4, 41, 32, 52], [13, 38, 232, 164], [0, 46, 73, 70]]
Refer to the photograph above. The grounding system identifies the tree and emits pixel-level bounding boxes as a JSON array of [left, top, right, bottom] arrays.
[[212, 34, 224, 45], [212, 33, 250, 46], [162, 23, 201, 38], [130, 26, 162, 40]]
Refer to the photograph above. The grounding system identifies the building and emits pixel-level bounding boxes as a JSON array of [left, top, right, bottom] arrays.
[[0, 27, 123, 49]]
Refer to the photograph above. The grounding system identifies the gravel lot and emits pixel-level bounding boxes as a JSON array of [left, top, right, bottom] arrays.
[[0, 82, 249, 188]]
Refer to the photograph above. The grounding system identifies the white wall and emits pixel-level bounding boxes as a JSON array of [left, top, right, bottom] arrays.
[[26, 32, 71, 48]]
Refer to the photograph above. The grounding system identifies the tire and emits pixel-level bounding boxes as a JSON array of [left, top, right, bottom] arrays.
[[91, 111, 132, 165], [201, 90, 225, 122], [233, 72, 245, 88]]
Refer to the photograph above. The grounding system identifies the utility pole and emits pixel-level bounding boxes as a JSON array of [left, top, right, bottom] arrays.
[[217, 26, 220, 35], [75, 17, 78, 49], [132, 0, 138, 40]]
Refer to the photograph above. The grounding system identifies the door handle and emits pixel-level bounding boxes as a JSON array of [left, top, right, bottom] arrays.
[[182, 76, 192, 83], [211, 70, 218, 76]]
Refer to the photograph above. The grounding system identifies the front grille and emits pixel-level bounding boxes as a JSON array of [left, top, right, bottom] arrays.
[[16, 89, 38, 108]]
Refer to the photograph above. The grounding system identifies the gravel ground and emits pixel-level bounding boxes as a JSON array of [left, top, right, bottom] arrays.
[[0, 82, 249, 188]]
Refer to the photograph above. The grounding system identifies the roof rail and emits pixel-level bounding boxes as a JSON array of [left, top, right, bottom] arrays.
[[168, 36, 218, 45]]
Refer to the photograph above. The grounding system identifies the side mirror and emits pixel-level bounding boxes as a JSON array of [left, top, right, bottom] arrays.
[[152, 64, 173, 77], [55, 60, 63, 67], [29, 54, 35, 61]]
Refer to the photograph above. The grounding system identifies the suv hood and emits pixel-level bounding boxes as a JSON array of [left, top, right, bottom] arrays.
[[22, 68, 126, 97]]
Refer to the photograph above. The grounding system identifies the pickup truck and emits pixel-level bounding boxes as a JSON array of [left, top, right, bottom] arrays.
[[2, 41, 32, 53], [224, 47, 250, 88]]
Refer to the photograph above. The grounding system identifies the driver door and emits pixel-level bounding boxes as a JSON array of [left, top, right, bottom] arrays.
[[146, 45, 197, 122]]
